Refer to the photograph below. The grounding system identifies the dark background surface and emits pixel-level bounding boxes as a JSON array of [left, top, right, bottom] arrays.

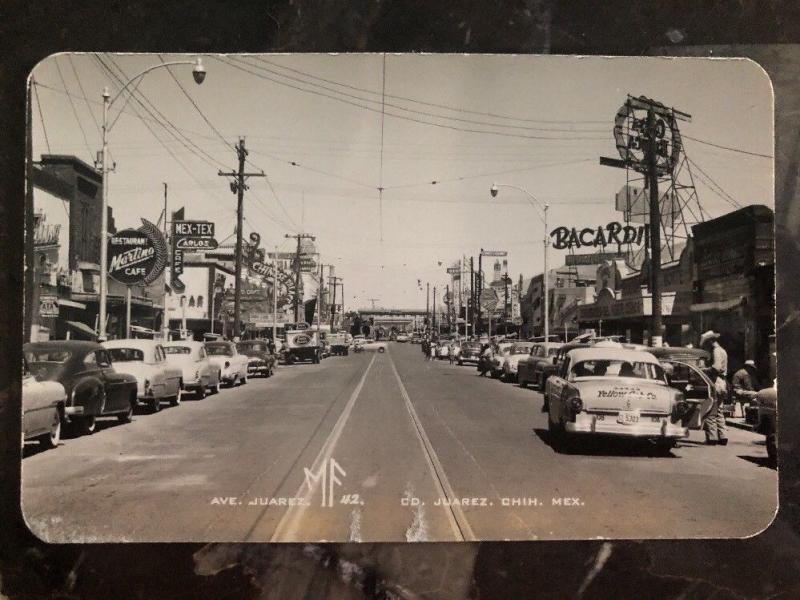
[[1, 2, 799, 598]]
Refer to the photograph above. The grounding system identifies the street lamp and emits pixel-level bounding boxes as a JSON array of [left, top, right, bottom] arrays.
[[98, 57, 206, 340], [490, 182, 550, 354]]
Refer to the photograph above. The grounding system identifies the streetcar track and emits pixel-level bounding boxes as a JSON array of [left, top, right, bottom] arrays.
[[388, 350, 476, 542], [267, 353, 377, 542]]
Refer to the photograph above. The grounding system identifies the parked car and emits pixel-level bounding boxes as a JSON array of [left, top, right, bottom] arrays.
[[457, 341, 483, 365], [236, 339, 277, 378], [518, 342, 564, 390], [205, 341, 250, 386], [436, 341, 453, 359], [24, 341, 138, 434], [660, 358, 718, 431], [22, 362, 66, 450], [489, 342, 515, 378], [501, 342, 535, 382], [103, 339, 183, 412], [396, 333, 410, 343], [540, 342, 590, 407], [163, 340, 221, 398], [327, 332, 350, 356], [545, 345, 689, 454]]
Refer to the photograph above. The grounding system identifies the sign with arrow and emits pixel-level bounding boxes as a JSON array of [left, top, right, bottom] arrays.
[[479, 288, 499, 312]]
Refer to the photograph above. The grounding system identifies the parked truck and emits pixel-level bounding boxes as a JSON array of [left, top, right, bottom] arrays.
[[283, 322, 322, 364], [328, 332, 350, 356]]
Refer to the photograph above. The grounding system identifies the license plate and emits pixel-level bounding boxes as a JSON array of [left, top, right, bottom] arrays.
[[617, 411, 640, 425]]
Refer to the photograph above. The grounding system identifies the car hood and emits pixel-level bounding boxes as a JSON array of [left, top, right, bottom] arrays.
[[574, 378, 674, 413]]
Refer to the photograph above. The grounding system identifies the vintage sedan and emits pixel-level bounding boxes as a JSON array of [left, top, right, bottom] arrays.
[[457, 341, 483, 365], [501, 342, 535, 382], [22, 364, 66, 450], [205, 341, 250, 386], [236, 339, 277, 378], [24, 341, 138, 435], [360, 339, 388, 353], [396, 333, 409, 343], [489, 342, 515, 378], [545, 345, 689, 453], [518, 342, 563, 389], [163, 341, 221, 398], [103, 339, 183, 412]]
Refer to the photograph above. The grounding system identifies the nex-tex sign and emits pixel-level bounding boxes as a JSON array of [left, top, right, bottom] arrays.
[[171, 220, 217, 293]]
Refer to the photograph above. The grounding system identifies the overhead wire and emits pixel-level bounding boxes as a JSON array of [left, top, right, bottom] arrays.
[[682, 134, 772, 159], [53, 57, 93, 162], [31, 79, 52, 153], [255, 56, 609, 126]]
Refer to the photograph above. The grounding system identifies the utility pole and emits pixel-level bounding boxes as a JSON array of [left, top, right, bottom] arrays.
[[426, 282, 430, 330], [284, 232, 315, 323], [218, 137, 265, 341], [161, 182, 169, 340], [470, 257, 475, 338], [329, 275, 342, 330], [432, 286, 437, 332], [645, 106, 663, 347], [446, 284, 450, 333]]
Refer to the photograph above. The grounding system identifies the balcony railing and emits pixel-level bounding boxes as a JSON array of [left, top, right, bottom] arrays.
[[34, 223, 61, 247]]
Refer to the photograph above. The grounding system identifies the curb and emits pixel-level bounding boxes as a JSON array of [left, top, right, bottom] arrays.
[[727, 419, 756, 432]]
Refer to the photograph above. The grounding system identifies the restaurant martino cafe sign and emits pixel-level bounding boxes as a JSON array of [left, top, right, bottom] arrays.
[[107, 219, 168, 286], [550, 221, 646, 250]]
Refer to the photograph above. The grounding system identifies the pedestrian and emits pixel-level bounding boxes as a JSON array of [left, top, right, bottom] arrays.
[[700, 330, 729, 445], [448, 343, 455, 365], [478, 343, 492, 376], [422, 337, 429, 358], [732, 359, 759, 417]]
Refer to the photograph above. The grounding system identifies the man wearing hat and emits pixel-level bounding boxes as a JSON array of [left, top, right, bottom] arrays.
[[732, 359, 759, 419], [700, 330, 729, 445]]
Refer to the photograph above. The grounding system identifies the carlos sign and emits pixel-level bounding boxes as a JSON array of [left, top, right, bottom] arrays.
[[107, 220, 168, 286], [550, 221, 646, 251]]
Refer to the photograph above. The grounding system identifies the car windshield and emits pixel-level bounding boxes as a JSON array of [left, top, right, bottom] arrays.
[[164, 346, 192, 355], [239, 343, 267, 351], [570, 359, 666, 382], [462, 342, 481, 350], [107, 348, 145, 362], [25, 350, 71, 363], [206, 344, 232, 356], [511, 344, 533, 355]]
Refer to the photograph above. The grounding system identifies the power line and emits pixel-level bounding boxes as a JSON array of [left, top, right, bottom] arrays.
[[231, 56, 609, 136], [254, 56, 609, 127], [686, 156, 743, 210], [378, 53, 386, 242], [53, 57, 93, 162], [215, 56, 609, 143], [683, 134, 772, 159], [31, 80, 51, 153]]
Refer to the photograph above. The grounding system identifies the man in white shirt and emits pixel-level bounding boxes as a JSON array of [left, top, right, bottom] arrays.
[[700, 330, 729, 446]]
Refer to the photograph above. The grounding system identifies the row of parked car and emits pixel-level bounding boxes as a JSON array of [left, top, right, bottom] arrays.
[[429, 335, 776, 458], [21, 337, 279, 452]]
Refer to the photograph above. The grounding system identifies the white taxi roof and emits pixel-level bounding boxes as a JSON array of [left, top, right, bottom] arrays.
[[103, 339, 160, 350], [567, 347, 660, 365], [163, 340, 203, 348]]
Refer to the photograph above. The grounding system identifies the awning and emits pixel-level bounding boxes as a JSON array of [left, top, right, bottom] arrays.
[[689, 297, 745, 313], [58, 299, 87, 310], [66, 320, 97, 339]]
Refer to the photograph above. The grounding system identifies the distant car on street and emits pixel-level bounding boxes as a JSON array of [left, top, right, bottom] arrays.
[[24, 341, 138, 434], [396, 333, 409, 343], [545, 345, 689, 454], [360, 339, 388, 353], [501, 342, 535, 382], [236, 339, 277, 378], [205, 341, 250, 386], [22, 362, 66, 450], [163, 340, 222, 398], [457, 341, 482, 365], [103, 339, 184, 412]]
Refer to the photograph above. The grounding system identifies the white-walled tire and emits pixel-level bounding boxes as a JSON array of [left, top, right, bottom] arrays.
[[38, 412, 61, 449], [170, 386, 182, 406]]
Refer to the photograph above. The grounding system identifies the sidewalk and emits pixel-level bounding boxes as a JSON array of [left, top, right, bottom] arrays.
[[727, 417, 755, 432]]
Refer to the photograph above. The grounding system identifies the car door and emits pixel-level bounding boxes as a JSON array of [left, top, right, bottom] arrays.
[[546, 356, 570, 417], [97, 349, 126, 412], [156, 344, 179, 395], [196, 346, 210, 386], [665, 360, 715, 429]]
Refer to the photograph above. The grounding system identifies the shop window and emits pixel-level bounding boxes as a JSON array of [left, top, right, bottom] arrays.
[[197, 296, 204, 308], [189, 296, 195, 307]]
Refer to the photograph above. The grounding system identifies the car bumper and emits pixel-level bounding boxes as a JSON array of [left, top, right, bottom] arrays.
[[64, 405, 84, 415], [565, 412, 688, 439], [248, 365, 268, 375]]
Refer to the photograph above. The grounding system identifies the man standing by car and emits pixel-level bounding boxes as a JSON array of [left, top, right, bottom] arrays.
[[732, 359, 759, 419], [700, 330, 729, 445]]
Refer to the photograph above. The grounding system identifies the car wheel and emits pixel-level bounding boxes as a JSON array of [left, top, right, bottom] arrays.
[[76, 415, 97, 436], [196, 385, 206, 400], [170, 386, 182, 406], [538, 376, 546, 393], [648, 439, 676, 457], [378, 347, 385, 354], [38, 412, 61, 449], [210, 379, 221, 394], [149, 397, 161, 413], [241, 374, 248, 385]]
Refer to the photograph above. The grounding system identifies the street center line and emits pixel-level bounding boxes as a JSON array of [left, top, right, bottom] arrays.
[[267, 353, 377, 542], [389, 353, 475, 542]]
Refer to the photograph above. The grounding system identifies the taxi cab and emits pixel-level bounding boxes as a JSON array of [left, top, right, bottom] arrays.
[[545, 343, 689, 453]]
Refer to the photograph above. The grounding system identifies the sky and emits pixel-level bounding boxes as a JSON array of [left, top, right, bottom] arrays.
[[30, 53, 774, 310]]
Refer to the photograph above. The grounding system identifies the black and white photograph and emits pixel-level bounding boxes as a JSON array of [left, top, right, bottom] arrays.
[[21, 53, 776, 543]]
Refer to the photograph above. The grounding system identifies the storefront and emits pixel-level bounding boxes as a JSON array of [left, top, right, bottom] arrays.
[[690, 205, 774, 379]]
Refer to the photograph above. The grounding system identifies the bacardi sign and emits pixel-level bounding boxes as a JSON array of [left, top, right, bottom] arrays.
[[550, 222, 646, 251]]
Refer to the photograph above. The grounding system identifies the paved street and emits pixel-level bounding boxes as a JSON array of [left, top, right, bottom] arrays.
[[22, 343, 777, 543]]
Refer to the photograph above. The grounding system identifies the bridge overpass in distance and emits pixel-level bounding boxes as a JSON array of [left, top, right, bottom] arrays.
[[354, 307, 427, 330]]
